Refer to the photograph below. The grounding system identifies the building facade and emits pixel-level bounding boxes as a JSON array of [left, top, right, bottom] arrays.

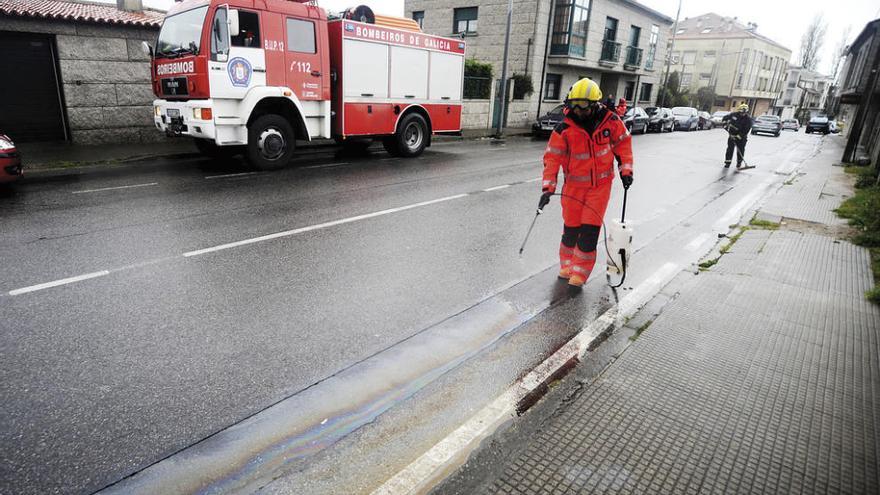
[[404, 0, 673, 130], [0, 0, 163, 144], [837, 18, 880, 165], [775, 66, 834, 121], [667, 13, 791, 115]]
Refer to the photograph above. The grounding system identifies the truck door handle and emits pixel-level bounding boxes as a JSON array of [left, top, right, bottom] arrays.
[[361, 93, 374, 97], [404, 95, 415, 98], [311, 70, 322, 77]]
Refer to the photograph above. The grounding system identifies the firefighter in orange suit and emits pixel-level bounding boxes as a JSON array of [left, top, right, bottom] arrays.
[[538, 78, 634, 288], [616, 97, 628, 117]]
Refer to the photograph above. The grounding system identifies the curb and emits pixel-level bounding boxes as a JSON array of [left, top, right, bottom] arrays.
[[372, 262, 681, 495]]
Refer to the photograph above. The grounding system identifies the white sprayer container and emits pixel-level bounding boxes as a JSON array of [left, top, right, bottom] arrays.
[[606, 219, 633, 277]]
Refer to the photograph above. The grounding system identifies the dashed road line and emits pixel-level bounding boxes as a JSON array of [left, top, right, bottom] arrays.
[[183, 193, 470, 257], [9, 271, 111, 295], [72, 183, 158, 194], [482, 184, 511, 192], [7, 178, 542, 295], [205, 172, 258, 180]]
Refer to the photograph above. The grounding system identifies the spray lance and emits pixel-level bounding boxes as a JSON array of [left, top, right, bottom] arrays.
[[518, 181, 633, 289]]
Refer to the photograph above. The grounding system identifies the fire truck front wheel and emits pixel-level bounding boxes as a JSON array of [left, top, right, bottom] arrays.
[[247, 114, 296, 170], [384, 113, 428, 158]]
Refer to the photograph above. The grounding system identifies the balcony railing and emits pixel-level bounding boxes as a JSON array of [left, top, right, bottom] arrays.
[[625, 46, 643, 68], [600, 40, 621, 63]]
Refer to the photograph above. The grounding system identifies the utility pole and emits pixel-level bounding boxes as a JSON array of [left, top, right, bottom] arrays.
[[658, 0, 682, 108], [495, 0, 513, 138]]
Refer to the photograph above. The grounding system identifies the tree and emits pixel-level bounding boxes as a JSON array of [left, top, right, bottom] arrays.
[[693, 86, 716, 111], [657, 71, 691, 107], [798, 13, 828, 71], [830, 25, 852, 82]]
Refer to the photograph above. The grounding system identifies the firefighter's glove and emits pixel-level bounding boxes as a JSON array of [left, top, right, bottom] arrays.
[[620, 174, 633, 189], [538, 191, 553, 210]]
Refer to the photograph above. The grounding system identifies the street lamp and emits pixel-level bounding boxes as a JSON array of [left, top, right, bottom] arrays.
[[658, 0, 682, 108], [495, 0, 514, 138]]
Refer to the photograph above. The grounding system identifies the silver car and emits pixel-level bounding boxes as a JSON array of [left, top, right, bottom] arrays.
[[782, 119, 799, 131]]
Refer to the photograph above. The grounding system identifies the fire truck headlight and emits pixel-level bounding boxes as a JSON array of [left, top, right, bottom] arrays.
[[154, 106, 161, 117]]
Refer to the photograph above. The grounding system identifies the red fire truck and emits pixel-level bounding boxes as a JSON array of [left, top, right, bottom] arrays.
[[148, 1, 465, 170]]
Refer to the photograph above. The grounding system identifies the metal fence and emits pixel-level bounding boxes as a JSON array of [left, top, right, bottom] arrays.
[[464, 76, 492, 100]]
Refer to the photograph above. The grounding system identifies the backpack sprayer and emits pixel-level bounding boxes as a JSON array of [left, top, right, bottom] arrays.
[[519, 185, 632, 288]]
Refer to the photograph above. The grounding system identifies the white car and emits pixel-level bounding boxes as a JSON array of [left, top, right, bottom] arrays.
[[710, 111, 730, 126]]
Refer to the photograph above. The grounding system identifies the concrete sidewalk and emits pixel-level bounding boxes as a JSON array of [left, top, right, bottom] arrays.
[[442, 138, 880, 494]]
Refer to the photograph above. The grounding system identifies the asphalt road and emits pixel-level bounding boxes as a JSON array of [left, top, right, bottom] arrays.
[[0, 128, 824, 494]]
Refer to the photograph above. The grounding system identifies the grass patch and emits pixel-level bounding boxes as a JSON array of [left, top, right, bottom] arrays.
[[749, 217, 781, 230], [698, 258, 718, 271], [719, 227, 748, 254], [629, 319, 653, 341], [836, 169, 880, 303]]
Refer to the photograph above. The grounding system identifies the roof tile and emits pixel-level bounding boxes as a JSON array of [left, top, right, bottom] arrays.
[[0, 0, 164, 27]]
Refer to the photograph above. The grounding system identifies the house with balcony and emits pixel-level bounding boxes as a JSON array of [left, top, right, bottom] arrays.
[[404, 0, 673, 130], [668, 13, 791, 115], [773, 66, 833, 121], [837, 18, 880, 164]]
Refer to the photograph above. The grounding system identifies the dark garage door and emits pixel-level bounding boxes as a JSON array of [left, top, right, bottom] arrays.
[[0, 32, 67, 142]]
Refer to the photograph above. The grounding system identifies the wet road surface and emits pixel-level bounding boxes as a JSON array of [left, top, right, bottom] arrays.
[[0, 130, 825, 493]]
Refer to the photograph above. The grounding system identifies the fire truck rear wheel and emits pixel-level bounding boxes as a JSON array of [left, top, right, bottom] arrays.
[[388, 113, 428, 158], [247, 114, 296, 170]]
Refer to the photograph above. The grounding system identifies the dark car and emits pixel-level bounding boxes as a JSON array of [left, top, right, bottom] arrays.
[[805, 116, 831, 134], [532, 104, 565, 137], [698, 111, 714, 130], [672, 106, 699, 131], [0, 134, 22, 185], [623, 107, 649, 134], [645, 107, 675, 132], [751, 115, 782, 137]]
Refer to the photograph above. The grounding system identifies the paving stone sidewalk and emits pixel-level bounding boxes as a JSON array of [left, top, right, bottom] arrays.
[[478, 141, 880, 494]]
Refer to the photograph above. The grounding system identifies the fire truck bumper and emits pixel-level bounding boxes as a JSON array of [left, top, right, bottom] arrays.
[[153, 99, 220, 142]]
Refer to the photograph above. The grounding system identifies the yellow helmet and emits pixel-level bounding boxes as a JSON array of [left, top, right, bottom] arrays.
[[566, 78, 602, 109], [737, 103, 749, 112]]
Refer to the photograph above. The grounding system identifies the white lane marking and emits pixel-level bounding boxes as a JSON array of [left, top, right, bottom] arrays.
[[301, 162, 351, 170], [372, 262, 680, 495], [9, 270, 111, 296], [483, 184, 511, 192], [685, 233, 713, 252], [526, 177, 542, 183], [184, 193, 470, 257], [72, 183, 158, 194], [713, 176, 774, 231], [205, 172, 258, 180]]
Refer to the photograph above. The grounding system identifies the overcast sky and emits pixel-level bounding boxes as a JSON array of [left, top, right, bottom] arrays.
[[125, 0, 878, 74]]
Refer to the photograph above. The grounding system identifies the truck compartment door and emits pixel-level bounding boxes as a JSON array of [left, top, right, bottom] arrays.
[[429, 52, 463, 102], [389, 46, 428, 100], [343, 39, 389, 99]]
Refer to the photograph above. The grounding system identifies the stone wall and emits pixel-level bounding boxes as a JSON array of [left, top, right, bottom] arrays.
[[0, 16, 161, 144]]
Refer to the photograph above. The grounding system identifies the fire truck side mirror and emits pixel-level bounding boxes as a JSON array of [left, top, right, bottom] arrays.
[[227, 9, 240, 40], [141, 41, 153, 58]]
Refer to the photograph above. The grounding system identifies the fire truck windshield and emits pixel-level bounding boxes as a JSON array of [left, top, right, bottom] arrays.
[[156, 6, 208, 58]]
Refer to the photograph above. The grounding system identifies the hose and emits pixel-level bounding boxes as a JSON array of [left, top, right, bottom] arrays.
[[551, 192, 627, 289]]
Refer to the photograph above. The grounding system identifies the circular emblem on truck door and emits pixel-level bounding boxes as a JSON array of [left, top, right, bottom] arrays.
[[228, 57, 252, 87]]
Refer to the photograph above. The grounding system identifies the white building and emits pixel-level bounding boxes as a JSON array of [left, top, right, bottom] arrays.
[[775, 66, 833, 121]]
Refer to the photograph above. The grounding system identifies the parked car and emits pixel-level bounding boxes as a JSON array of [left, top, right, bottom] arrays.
[[532, 104, 565, 137], [782, 118, 800, 131], [623, 106, 649, 134], [829, 120, 840, 133], [710, 111, 730, 127], [751, 115, 782, 137], [0, 134, 22, 185], [806, 116, 831, 134], [698, 111, 714, 130], [672, 106, 699, 131], [645, 107, 675, 132]]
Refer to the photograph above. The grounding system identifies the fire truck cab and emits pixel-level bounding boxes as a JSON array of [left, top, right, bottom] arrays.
[[149, 0, 464, 170]]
